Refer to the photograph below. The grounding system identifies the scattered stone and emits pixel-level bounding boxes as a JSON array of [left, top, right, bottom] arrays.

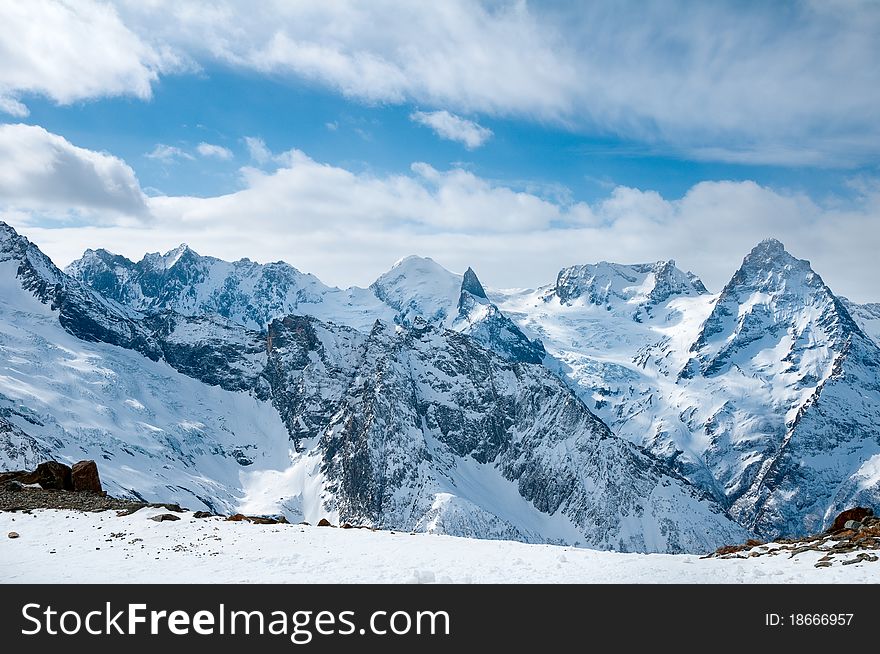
[[814, 561, 832, 568], [841, 553, 879, 566], [7, 531, 19, 539], [844, 520, 863, 531], [299, 521, 310, 526], [149, 513, 181, 522], [828, 507, 874, 533], [193, 511, 214, 519], [317, 518, 333, 527], [4, 480, 23, 492], [71, 460, 102, 493]]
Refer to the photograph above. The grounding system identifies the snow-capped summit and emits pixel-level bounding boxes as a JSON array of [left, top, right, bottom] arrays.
[[371, 256, 544, 363], [675, 238, 880, 538], [66, 244, 391, 332], [554, 259, 708, 318], [371, 255, 463, 326], [690, 238, 861, 376]]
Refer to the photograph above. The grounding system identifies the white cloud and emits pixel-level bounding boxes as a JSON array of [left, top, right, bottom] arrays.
[[196, 142, 233, 160], [2, 2, 877, 164], [243, 136, 272, 164], [4, 126, 879, 302], [411, 110, 492, 149], [0, 0, 180, 115], [0, 123, 147, 218], [145, 144, 194, 163], [109, 0, 880, 166]]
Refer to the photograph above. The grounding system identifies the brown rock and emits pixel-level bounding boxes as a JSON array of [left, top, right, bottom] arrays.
[[71, 460, 102, 493], [341, 523, 354, 529], [7, 532, 19, 539], [0, 471, 31, 484], [828, 507, 874, 533], [226, 513, 249, 522], [35, 461, 74, 490], [317, 518, 333, 527], [249, 516, 279, 525]]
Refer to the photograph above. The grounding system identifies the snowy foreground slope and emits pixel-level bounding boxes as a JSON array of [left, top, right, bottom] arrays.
[[1, 508, 871, 584]]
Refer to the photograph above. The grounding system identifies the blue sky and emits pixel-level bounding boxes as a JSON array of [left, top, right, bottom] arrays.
[[1, 1, 879, 300]]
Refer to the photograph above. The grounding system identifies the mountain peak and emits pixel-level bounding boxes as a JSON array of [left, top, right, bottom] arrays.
[[743, 238, 792, 264], [0, 220, 24, 245], [460, 266, 487, 299], [555, 259, 707, 309]]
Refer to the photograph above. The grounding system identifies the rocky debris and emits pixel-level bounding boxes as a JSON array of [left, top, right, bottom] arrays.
[[149, 513, 181, 522], [1, 485, 144, 513], [71, 460, 102, 493], [193, 511, 214, 519], [4, 481, 23, 492], [317, 518, 333, 527], [829, 507, 873, 533], [706, 508, 880, 568], [225, 513, 288, 524], [7, 531, 19, 539], [341, 523, 354, 529]]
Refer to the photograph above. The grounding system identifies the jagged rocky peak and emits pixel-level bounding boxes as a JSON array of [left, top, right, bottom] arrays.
[[0, 220, 20, 243], [554, 259, 708, 308], [460, 266, 487, 299], [141, 243, 196, 271], [688, 238, 864, 379]]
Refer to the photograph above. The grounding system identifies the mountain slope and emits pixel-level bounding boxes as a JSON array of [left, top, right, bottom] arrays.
[[495, 240, 880, 540], [841, 298, 880, 347], [3, 223, 745, 552], [66, 245, 392, 332]]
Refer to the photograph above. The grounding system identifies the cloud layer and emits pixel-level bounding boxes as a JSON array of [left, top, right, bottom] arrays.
[[0, 123, 148, 218], [0, 0, 177, 115], [4, 127, 879, 302], [1, 1, 878, 165]]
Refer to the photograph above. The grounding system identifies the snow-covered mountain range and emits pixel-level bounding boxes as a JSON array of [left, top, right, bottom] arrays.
[[2, 219, 878, 550]]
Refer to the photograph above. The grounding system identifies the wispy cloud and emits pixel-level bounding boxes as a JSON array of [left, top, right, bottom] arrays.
[[243, 136, 272, 165], [145, 144, 194, 163], [410, 110, 492, 149], [196, 142, 233, 160]]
